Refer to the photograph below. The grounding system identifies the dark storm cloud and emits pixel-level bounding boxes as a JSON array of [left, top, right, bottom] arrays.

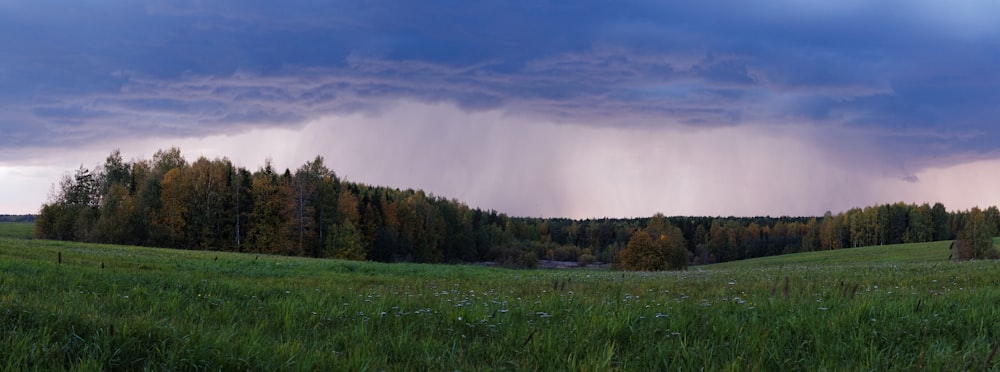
[[2, 0, 999, 166]]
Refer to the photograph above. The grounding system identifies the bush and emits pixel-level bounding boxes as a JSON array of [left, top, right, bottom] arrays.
[[578, 254, 597, 267], [553, 245, 581, 262], [950, 239, 972, 260], [518, 251, 539, 269], [487, 244, 539, 269]]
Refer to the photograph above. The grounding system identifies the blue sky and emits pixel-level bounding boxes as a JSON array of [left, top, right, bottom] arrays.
[[2, 1, 999, 217]]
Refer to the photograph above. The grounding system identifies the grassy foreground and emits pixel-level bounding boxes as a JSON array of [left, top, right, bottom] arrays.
[[2, 223, 1000, 370]]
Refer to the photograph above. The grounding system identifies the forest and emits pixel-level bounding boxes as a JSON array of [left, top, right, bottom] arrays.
[[34, 148, 1000, 269]]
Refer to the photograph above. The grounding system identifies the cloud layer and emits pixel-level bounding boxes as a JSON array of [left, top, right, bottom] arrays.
[[7, 101, 998, 218], [2, 1, 999, 216]]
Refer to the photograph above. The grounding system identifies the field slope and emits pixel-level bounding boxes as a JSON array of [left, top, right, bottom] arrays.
[[2, 222, 999, 370], [710, 240, 955, 269]]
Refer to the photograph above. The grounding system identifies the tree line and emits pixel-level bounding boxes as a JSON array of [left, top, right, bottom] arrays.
[[0, 215, 36, 223], [34, 148, 999, 269]]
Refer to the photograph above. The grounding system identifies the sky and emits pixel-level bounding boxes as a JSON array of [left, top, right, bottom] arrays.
[[2, 0, 999, 218]]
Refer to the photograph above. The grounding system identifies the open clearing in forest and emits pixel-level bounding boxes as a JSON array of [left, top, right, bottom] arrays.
[[1, 222, 999, 370]]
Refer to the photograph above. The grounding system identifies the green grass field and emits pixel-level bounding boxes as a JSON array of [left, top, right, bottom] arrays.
[[0, 222, 33, 240], [2, 222, 999, 370], [710, 240, 959, 269]]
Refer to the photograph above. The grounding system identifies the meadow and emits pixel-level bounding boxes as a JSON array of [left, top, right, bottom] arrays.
[[2, 222, 999, 370]]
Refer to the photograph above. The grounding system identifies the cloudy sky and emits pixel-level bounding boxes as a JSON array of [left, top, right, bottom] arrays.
[[2, 0, 999, 218]]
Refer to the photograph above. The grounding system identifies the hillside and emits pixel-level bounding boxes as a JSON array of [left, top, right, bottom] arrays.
[[3, 222, 1000, 369], [709, 240, 954, 269], [708, 238, 1000, 270]]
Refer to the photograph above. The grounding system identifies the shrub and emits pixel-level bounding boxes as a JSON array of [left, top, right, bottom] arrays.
[[553, 245, 581, 262], [487, 244, 539, 269]]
